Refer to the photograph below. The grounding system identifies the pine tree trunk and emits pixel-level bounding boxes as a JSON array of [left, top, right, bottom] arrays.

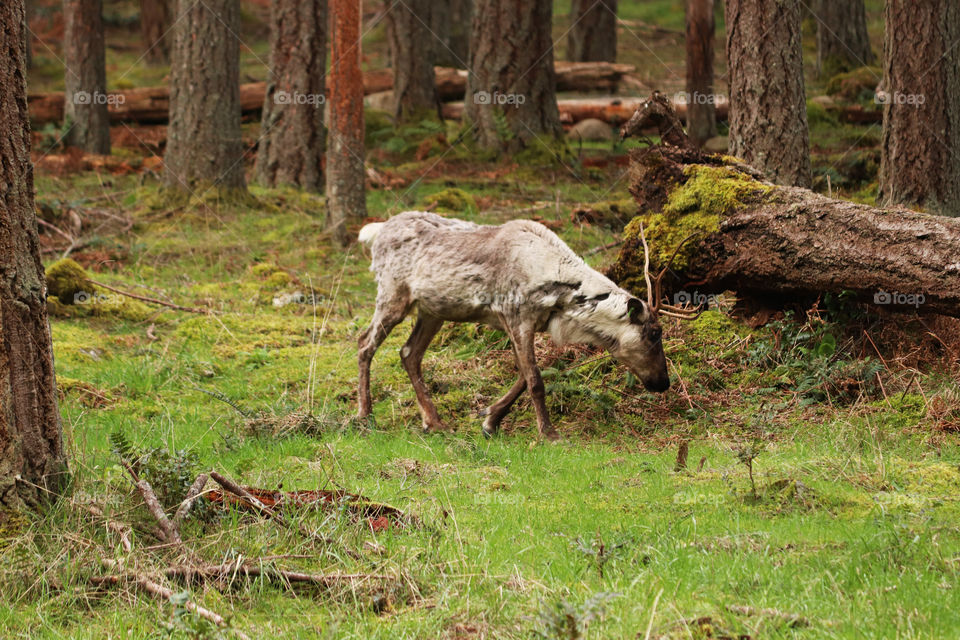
[[813, 0, 874, 77], [878, 0, 960, 217], [326, 0, 366, 246], [0, 0, 69, 512], [63, 0, 110, 154], [685, 0, 717, 145], [24, 0, 32, 69], [429, 0, 472, 68], [140, 0, 171, 65], [385, 0, 440, 121], [164, 0, 245, 194], [255, 0, 327, 191], [464, 0, 562, 153], [566, 0, 617, 63], [725, 0, 811, 188]]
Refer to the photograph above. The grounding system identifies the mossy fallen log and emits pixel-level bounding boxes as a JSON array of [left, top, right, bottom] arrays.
[[608, 93, 960, 318]]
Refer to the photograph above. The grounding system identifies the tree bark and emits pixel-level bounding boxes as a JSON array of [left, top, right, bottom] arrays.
[[608, 95, 960, 318], [164, 0, 245, 193], [429, 0, 472, 69], [465, 0, 562, 153], [567, 0, 617, 63], [385, 0, 440, 121], [685, 0, 717, 145], [326, 0, 366, 246], [63, 0, 110, 154], [813, 0, 874, 77], [725, 0, 811, 188], [24, 0, 32, 69], [140, 0, 171, 65], [254, 0, 327, 191], [878, 0, 960, 217], [0, 0, 68, 512]]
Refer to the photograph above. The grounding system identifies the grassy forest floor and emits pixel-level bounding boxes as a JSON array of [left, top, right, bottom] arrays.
[[3, 1, 960, 639]]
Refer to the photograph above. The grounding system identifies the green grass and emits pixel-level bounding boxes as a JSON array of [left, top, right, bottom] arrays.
[[2, 162, 959, 639]]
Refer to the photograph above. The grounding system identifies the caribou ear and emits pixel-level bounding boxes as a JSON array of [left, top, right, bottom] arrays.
[[627, 297, 648, 325]]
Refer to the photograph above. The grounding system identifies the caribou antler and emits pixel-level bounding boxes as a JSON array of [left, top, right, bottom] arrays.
[[637, 222, 705, 320]]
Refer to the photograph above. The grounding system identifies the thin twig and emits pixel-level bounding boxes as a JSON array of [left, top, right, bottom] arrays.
[[583, 239, 624, 256], [121, 461, 182, 546], [173, 473, 210, 525], [86, 278, 209, 314], [91, 572, 250, 639], [165, 560, 395, 588]]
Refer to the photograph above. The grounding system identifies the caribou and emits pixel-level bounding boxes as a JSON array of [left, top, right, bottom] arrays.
[[356, 211, 698, 440]]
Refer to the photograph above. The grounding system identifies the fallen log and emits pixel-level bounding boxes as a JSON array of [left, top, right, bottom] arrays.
[[443, 96, 730, 127], [607, 92, 960, 318], [28, 62, 634, 126]]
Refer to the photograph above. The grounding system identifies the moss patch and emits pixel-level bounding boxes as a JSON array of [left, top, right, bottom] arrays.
[[825, 66, 882, 102], [623, 165, 771, 273], [420, 188, 477, 214], [45, 258, 90, 304], [45, 259, 153, 321]]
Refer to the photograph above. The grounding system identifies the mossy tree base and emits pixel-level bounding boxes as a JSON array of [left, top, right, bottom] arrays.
[[608, 96, 960, 317]]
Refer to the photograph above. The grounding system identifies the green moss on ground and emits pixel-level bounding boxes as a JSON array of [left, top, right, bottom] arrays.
[[825, 66, 882, 102], [420, 188, 477, 213]]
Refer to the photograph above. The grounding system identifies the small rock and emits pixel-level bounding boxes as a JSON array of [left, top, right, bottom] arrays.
[[703, 135, 728, 153], [567, 118, 614, 142]]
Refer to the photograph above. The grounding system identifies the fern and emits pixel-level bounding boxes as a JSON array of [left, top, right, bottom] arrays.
[[109, 430, 138, 465], [492, 108, 514, 143]]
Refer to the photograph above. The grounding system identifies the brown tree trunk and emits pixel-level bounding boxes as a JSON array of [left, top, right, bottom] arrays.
[[567, 0, 617, 63], [685, 0, 717, 145], [254, 0, 327, 191], [140, 0, 171, 65], [63, 0, 110, 154], [164, 0, 245, 194], [1, 0, 68, 512], [609, 95, 960, 318], [24, 0, 32, 68], [429, 0, 472, 68], [464, 0, 562, 153], [725, 0, 811, 187], [385, 0, 440, 121], [326, 0, 366, 246], [878, 0, 960, 217], [813, 0, 874, 77]]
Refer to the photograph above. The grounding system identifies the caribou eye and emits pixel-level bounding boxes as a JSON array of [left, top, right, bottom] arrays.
[[649, 327, 662, 341]]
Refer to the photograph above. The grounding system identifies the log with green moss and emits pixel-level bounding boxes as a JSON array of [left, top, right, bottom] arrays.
[[608, 93, 960, 318]]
